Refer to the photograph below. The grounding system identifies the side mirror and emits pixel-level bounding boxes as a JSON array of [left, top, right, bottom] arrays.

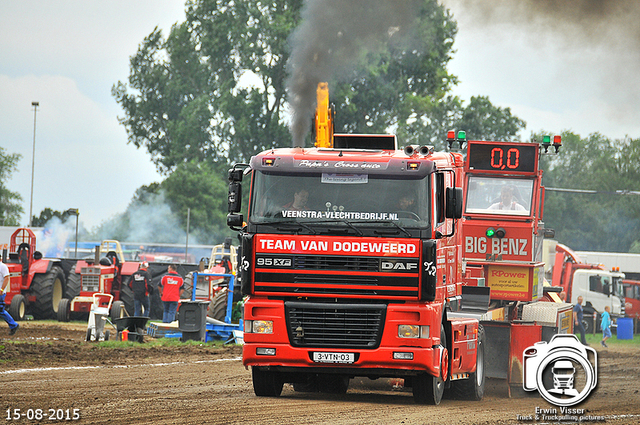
[[227, 213, 244, 229], [228, 182, 242, 213], [228, 168, 244, 182], [445, 187, 463, 219]]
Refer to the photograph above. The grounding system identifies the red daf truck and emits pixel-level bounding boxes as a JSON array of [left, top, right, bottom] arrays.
[[228, 135, 487, 404], [226, 84, 488, 404]]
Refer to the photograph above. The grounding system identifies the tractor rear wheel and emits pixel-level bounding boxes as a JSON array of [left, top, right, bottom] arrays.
[[149, 290, 164, 320], [209, 288, 229, 322], [8, 294, 26, 321], [57, 298, 71, 322], [65, 271, 81, 300], [30, 266, 66, 319], [119, 277, 134, 316]]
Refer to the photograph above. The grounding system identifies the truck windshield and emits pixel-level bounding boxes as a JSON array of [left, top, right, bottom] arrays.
[[249, 170, 430, 228], [465, 176, 534, 216]]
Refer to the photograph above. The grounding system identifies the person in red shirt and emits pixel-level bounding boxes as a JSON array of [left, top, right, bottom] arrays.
[[157, 264, 184, 323]]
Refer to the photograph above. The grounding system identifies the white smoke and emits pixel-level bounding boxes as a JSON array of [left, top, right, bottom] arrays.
[[93, 191, 198, 245], [36, 217, 76, 258]]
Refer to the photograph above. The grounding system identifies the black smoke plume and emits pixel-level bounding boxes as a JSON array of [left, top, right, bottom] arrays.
[[286, 0, 421, 147]]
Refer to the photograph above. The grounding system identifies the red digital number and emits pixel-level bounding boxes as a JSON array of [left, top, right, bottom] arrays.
[[490, 147, 520, 170], [490, 148, 504, 169], [506, 148, 520, 169]]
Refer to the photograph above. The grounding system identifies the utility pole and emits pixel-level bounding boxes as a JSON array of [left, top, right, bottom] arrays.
[[29, 101, 39, 227], [185, 208, 190, 263]]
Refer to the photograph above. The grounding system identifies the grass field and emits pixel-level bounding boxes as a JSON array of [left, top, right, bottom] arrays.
[[585, 332, 640, 346]]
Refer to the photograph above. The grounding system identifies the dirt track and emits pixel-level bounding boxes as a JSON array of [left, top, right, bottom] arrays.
[[1, 322, 639, 424]]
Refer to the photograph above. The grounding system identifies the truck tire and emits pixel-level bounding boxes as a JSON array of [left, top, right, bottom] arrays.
[[8, 294, 26, 321], [30, 266, 66, 319], [252, 367, 283, 397], [119, 277, 135, 316], [209, 289, 229, 322], [65, 271, 81, 300], [57, 298, 71, 322], [413, 325, 447, 405], [450, 324, 485, 400]]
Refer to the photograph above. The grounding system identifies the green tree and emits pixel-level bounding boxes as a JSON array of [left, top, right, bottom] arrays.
[[453, 96, 526, 143], [160, 161, 231, 244], [112, 0, 300, 175], [0, 147, 23, 226], [539, 132, 640, 252], [31, 208, 65, 227]]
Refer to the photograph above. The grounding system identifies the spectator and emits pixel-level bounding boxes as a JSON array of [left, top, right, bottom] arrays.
[[600, 306, 612, 348], [0, 259, 19, 335], [573, 296, 588, 345], [158, 264, 184, 323], [130, 262, 153, 317]]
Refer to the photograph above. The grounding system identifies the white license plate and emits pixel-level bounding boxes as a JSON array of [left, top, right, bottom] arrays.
[[312, 352, 355, 364]]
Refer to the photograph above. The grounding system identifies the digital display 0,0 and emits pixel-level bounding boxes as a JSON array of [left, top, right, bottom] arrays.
[[467, 143, 537, 173]]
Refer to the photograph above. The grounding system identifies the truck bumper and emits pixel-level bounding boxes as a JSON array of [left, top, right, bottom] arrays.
[[243, 343, 442, 378]]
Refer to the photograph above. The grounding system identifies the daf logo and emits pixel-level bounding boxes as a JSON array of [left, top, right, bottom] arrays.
[[380, 260, 419, 272]]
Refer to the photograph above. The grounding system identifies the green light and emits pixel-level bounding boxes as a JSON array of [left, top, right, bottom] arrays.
[[486, 228, 495, 237], [542, 135, 551, 145], [457, 130, 467, 140]]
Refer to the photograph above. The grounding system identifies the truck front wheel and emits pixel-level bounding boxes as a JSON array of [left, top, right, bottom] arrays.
[[252, 367, 283, 397], [413, 325, 447, 405]]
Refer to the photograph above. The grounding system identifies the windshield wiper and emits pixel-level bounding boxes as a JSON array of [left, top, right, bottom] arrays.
[[354, 220, 412, 237], [271, 220, 318, 234], [311, 219, 364, 236]]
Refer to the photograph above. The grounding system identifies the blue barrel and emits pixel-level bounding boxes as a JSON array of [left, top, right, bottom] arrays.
[[617, 318, 634, 340]]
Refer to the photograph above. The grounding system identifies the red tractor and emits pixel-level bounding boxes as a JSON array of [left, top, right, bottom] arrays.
[[57, 240, 136, 321], [1, 228, 67, 320]]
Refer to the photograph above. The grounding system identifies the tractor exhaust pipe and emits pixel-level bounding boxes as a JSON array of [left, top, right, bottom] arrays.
[[2, 248, 6, 263]]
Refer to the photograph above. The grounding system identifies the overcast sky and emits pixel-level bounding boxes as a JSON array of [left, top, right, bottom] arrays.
[[1, 1, 638, 230]]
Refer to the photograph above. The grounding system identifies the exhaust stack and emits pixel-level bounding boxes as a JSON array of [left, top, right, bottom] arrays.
[[314, 82, 334, 148]]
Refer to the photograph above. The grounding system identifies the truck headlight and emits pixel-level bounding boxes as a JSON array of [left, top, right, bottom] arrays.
[[398, 324, 429, 339], [245, 320, 273, 334]]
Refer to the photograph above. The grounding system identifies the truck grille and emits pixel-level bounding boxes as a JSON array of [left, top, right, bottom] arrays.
[[294, 255, 379, 271], [285, 301, 386, 349], [82, 275, 100, 293], [254, 253, 420, 299]]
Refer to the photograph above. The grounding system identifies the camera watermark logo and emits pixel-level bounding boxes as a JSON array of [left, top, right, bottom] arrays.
[[523, 334, 597, 406]]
